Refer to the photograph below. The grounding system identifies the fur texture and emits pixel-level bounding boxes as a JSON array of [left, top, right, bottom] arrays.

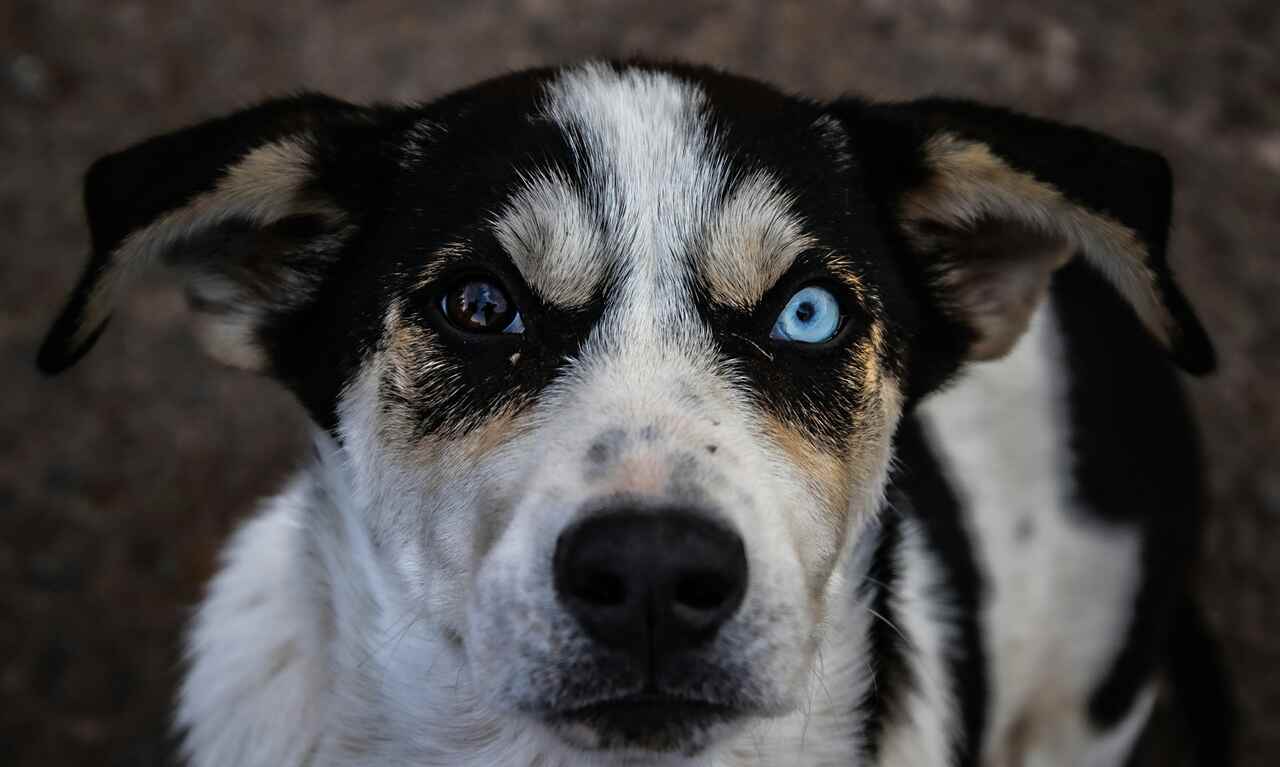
[[39, 61, 1226, 766]]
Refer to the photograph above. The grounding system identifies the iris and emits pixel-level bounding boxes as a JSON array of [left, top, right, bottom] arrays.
[[770, 286, 841, 344]]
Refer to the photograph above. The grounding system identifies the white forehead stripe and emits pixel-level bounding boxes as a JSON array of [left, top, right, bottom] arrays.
[[536, 63, 818, 321], [540, 63, 727, 311]]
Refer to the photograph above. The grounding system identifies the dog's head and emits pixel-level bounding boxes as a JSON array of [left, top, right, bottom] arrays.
[[41, 62, 1212, 758]]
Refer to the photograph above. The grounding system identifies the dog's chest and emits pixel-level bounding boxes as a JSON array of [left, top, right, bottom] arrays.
[[916, 303, 1142, 760]]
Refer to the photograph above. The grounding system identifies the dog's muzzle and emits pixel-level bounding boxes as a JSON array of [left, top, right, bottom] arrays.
[[548, 507, 749, 748]]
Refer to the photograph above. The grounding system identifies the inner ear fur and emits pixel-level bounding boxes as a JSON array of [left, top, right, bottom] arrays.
[[910, 214, 1072, 361], [37, 94, 391, 375], [837, 97, 1215, 376]]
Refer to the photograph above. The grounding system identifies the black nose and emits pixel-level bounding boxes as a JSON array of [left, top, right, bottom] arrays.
[[554, 511, 748, 658]]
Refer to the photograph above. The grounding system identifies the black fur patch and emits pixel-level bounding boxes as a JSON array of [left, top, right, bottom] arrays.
[[1048, 262, 1230, 750]]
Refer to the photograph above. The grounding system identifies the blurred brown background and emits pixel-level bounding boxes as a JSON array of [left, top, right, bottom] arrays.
[[1, 1, 1276, 765]]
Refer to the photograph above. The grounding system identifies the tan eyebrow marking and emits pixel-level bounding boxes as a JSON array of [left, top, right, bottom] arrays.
[[489, 168, 607, 310], [700, 170, 816, 309]]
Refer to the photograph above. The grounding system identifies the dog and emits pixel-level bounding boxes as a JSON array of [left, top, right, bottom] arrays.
[[39, 60, 1231, 766]]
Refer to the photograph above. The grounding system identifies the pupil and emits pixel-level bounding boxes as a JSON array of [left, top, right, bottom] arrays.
[[456, 282, 508, 328], [472, 287, 494, 322], [795, 301, 816, 323]]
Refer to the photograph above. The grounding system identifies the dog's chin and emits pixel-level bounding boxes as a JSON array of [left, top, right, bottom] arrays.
[[542, 696, 745, 756]]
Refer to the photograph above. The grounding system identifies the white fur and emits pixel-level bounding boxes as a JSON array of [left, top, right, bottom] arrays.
[[919, 303, 1150, 766], [540, 62, 725, 325], [177, 477, 331, 767], [174, 64, 1162, 767]]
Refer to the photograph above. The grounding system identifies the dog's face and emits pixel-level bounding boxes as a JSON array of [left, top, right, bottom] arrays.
[[41, 62, 1211, 759], [338, 65, 907, 753]]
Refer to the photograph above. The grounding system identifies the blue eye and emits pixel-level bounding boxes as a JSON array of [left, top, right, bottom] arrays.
[[770, 286, 842, 344]]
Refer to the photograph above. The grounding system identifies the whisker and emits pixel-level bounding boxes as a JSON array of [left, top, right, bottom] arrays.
[[384, 614, 424, 664], [733, 332, 775, 361], [865, 605, 952, 707], [452, 662, 465, 693], [867, 607, 910, 646], [359, 607, 425, 670], [813, 646, 834, 706], [862, 575, 910, 602], [800, 679, 813, 751]]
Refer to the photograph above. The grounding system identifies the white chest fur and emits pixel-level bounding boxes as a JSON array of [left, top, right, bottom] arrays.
[[918, 304, 1151, 766]]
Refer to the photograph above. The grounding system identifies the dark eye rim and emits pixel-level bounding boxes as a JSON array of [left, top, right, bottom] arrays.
[[424, 268, 529, 342]]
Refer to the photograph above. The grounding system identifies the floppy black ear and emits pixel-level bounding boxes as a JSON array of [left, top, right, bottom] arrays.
[[833, 97, 1215, 375], [38, 94, 396, 374]]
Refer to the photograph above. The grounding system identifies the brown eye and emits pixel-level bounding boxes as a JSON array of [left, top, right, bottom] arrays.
[[441, 278, 524, 334]]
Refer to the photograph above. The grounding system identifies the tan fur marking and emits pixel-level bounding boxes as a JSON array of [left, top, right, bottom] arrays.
[[857, 368, 903, 492], [74, 137, 342, 351], [842, 330, 902, 495], [608, 454, 672, 497], [763, 417, 848, 515], [848, 340, 882, 407], [490, 169, 605, 310], [925, 217, 1073, 360], [410, 241, 473, 293], [904, 133, 1174, 348], [702, 171, 815, 308], [193, 310, 268, 370], [828, 256, 871, 305], [760, 415, 853, 593], [763, 320, 899, 578], [380, 300, 536, 457], [458, 408, 534, 463], [379, 300, 446, 445], [757, 365, 895, 617]]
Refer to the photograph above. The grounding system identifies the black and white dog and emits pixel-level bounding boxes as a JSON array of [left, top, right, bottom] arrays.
[[40, 61, 1229, 766]]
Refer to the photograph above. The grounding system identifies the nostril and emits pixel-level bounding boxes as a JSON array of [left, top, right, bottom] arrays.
[[673, 571, 734, 611]]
